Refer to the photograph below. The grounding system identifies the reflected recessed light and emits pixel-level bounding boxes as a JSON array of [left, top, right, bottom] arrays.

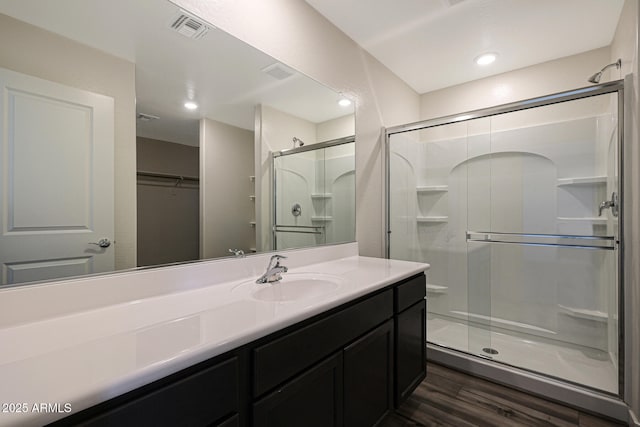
[[338, 98, 352, 107], [184, 101, 198, 110], [475, 53, 498, 66]]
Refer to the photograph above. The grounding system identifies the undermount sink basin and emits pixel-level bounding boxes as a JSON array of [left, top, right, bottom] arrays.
[[233, 273, 345, 302]]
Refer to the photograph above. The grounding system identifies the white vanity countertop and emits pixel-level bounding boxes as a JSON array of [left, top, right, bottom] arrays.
[[0, 243, 428, 426]]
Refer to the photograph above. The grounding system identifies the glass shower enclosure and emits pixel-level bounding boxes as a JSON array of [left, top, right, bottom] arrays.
[[386, 82, 623, 395], [273, 137, 355, 250]]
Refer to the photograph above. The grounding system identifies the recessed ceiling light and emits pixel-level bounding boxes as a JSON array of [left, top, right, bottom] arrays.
[[338, 98, 352, 107], [475, 53, 498, 66], [184, 101, 198, 110]]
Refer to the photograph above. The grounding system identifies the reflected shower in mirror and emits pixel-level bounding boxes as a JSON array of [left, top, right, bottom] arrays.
[[272, 137, 355, 251], [0, 0, 355, 287]]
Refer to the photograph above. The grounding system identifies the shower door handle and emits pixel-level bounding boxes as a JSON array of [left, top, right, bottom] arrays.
[[598, 192, 618, 217]]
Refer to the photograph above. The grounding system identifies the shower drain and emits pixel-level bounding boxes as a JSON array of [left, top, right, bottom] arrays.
[[482, 347, 499, 355]]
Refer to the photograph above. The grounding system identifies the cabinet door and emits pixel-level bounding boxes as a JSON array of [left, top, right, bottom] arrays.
[[344, 320, 394, 427], [253, 353, 343, 427], [395, 299, 426, 406]]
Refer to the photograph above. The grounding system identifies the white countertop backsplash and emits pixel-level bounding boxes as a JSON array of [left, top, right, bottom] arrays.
[[0, 243, 429, 426]]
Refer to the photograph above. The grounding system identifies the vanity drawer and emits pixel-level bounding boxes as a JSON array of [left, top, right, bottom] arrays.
[[72, 357, 239, 427], [394, 274, 426, 313], [253, 289, 393, 397]]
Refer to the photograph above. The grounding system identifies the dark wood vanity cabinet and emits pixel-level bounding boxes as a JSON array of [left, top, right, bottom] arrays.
[[49, 273, 426, 427], [51, 355, 243, 427], [394, 274, 427, 407], [253, 352, 344, 427]]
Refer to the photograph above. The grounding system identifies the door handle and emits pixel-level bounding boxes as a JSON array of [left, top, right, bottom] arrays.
[[89, 238, 111, 248], [598, 192, 618, 217]]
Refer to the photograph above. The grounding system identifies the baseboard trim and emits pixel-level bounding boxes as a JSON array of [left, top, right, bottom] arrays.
[[428, 344, 629, 423]]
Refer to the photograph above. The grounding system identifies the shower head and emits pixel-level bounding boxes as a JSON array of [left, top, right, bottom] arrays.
[[292, 137, 305, 147], [588, 58, 621, 84]]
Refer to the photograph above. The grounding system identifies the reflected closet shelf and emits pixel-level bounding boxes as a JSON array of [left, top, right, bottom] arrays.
[[417, 216, 448, 223]]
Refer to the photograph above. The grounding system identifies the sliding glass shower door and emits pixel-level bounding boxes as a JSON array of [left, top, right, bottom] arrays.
[[387, 83, 622, 395], [273, 138, 355, 250]]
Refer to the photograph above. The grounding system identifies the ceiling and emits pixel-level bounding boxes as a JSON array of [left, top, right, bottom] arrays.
[[0, 0, 352, 146], [305, 0, 625, 94]]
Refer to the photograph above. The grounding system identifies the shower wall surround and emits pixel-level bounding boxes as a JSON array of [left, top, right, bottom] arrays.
[[388, 89, 621, 394]]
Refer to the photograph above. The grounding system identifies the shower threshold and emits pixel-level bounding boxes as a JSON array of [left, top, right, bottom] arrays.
[[427, 315, 617, 394]]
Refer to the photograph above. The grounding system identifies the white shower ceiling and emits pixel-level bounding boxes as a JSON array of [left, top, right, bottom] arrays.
[[304, 0, 625, 94]]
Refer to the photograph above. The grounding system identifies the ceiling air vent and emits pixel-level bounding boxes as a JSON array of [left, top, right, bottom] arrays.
[[261, 63, 295, 80], [169, 10, 211, 40]]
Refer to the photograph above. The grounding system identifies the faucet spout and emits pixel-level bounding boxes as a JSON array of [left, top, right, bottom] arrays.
[[256, 254, 288, 284]]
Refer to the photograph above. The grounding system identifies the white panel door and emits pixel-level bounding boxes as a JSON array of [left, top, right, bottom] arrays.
[[0, 67, 114, 286]]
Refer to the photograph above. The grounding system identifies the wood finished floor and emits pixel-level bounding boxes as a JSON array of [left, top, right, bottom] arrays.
[[380, 362, 626, 427]]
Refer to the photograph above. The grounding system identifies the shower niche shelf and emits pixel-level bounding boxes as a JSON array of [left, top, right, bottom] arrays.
[[556, 176, 606, 186], [311, 216, 333, 221], [557, 217, 607, 224], [311, 193, 333, 199], [416, 185, 448, 193], [417, 216, 448, 223], [558, 304, 607, 322], [426, 283, 448, 295]]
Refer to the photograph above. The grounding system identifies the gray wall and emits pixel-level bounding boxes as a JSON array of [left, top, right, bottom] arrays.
[[136, 137, 199, 266], [200, 118, 255, 258]]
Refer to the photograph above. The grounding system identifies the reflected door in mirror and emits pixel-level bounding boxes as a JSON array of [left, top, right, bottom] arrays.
[[0, 68, 114, 286]]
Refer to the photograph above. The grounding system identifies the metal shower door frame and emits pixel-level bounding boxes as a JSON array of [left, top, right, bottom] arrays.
[[384, 80, 626, 398]]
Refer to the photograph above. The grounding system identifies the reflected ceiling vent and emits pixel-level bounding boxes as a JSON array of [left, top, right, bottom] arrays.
[[169, 9, 212, 40], [136, 113, 160, 122], [261, 62, 295, 80]]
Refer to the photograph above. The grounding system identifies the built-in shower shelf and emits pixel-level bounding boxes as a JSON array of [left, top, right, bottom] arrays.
[[557, 176, 606, 186], [426, 283, 448, 295], [557, 217, 607, 225], [249, 221, 256, 227], [417, 216, 448, 223], [311, 193, 333, 199], [249, 247, 257, 253], [249, 175, 255, 182], [249, 195, 256, 201], [558, 305, 608, 322], [417, 185, 448, 193], [311, 216, 333, 221]]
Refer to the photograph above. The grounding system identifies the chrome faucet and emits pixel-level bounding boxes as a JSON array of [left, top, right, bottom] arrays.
[[228, 248, 245, 258], [256, 255, 288, 284]]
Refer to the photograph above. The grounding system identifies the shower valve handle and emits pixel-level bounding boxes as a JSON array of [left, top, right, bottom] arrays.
[[598, 192, 618, 217]]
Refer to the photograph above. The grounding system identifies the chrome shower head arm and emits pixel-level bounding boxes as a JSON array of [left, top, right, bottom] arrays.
[[588, 59, 621, 84]]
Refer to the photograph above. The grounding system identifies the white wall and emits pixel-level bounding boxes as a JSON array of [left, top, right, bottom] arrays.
[[200, 118, 255, 258], [317, 114, 355, 142], [0, 13, 137, 270], [610, 0, 640, 419], [420, 48, 611, 120], [171, 0, 421, 258]]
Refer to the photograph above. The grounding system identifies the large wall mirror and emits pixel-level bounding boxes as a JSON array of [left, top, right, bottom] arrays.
[[0, 0, 355, 288]]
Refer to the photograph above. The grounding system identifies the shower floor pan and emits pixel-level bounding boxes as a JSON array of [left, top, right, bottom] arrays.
[[427, 315, 618, 394]]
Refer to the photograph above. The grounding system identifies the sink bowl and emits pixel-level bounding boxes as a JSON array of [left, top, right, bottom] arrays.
[[233, 273, 344, 302]]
